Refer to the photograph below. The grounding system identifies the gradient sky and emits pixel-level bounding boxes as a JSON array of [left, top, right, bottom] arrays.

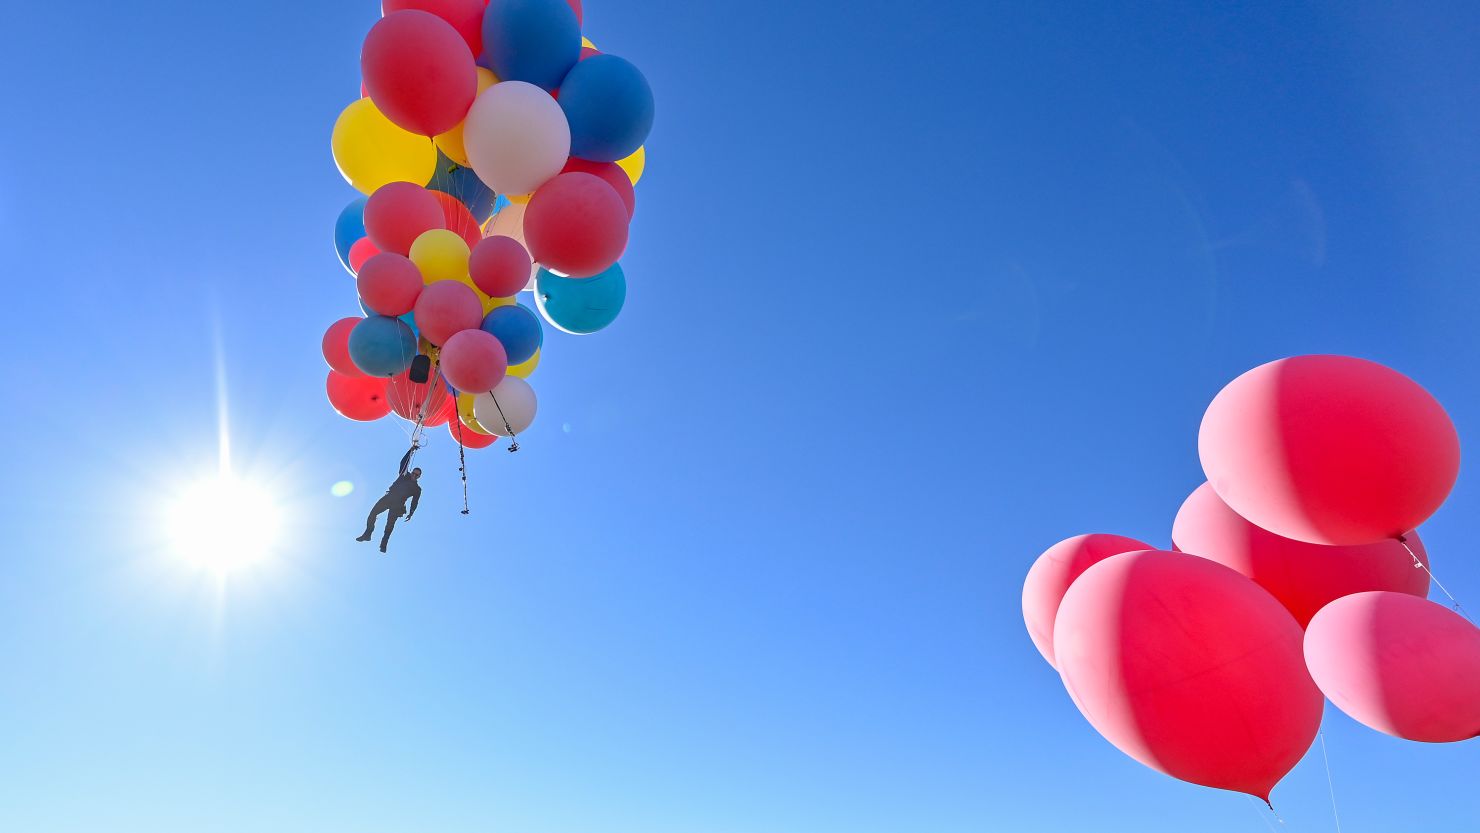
[[3, 1, 1480, 830]]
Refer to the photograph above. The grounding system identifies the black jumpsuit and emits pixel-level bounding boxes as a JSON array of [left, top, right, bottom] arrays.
[[360, 448, 422, 549]]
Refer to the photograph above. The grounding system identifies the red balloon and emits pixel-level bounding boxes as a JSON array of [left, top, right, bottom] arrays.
[[567, 0, 583, 24], [1020, 533, 1151, 667], [348, 237, 382, 274], [451, 417, 499, 448], [1306, 592, 1480, 743], [1200, 355, 1459, 546], [562, 157, 636, 217], [413, 280, 483, 345], [1172, 482, 1431, 627], [361, 10, 477, 136], [322, 317, 364, 376], [1055, 550, 1322, 801], [356, 253, 425, 315], [579, 45, 600, 61], [440, 329, 508, 394], [430, 190, 483, 250], [365, 182, 446, 256], [524, 172, 629, 277], [468, 235, 532, 298], [387, 370, 452, 423], [424, 389, 457, 426], [382, 0, 485, 56], [326, 371, 391, 421]]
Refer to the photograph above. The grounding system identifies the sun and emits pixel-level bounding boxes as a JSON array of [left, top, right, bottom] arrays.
[[165, 472, 283, 571]]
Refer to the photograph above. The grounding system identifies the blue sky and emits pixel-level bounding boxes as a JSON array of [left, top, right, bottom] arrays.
[[3, 1, 1479, 830]]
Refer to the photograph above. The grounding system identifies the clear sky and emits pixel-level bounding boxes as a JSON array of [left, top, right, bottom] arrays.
[[3, 1, 1479, 830]]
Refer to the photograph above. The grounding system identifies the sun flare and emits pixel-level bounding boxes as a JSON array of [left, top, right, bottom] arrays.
[[165, 473, 282, 571]]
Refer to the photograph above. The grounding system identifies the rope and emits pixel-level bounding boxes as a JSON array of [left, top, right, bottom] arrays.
[[1398, 535, 1470, 621], [1244, 795, 1280, 833], [453, 416, 470, 515], [1318, 731, 1343, 833], [488, 390, 520, 452]]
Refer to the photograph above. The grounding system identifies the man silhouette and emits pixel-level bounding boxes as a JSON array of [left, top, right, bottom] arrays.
[[356, 446, 422, 553]]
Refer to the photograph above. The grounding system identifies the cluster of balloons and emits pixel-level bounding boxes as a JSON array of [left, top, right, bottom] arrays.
[[1023, 355, 1477, 803], [321, 0, 653, 446]]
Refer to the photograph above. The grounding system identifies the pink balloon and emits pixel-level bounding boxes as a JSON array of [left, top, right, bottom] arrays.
[[1172, 482, 1431, 627], [361, 10, 477, 136], [1306, 592, 1480, 743], [356, 253, 425, 315], [439, 329, 508, 394], [424, 391, 456, 427], [348, 237, 381, 274], [430, 190, 483, 250], [451, 417, 499, 449], [365, 182, 446, 256], [1021, 533, 1152, 667], [413, 280, 482, 346], [382, 0, 485, 56], [524, 172, 629, 277], [321, 317, 364, 376], [326, 371, 391, 421], [1055, 550, 1322, 801], [1200, 355, 1459, 546], [468, 235, 532, 298], [562, 157, 636, 217], [387, 370, 451, 423]]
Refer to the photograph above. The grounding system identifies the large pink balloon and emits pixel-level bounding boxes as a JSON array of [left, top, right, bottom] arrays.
[[469, 236, 533, 298], [365, 182, 446, 256], [1172, 482, 1430, 627], [524, 172, 629, 277], [439, 328, 508, 394], [412, 280, 482, 345], [382, 0, 485, 56], [1306, 592, 1480, 743], [1021, 533, 1152, 667], [356, 253, 425, 315], [321, 317, 364, 376], [326, 371, 391, 421], [1055, 550, 1322, 801], [1199, 355, 1460, 546], [361, 10, 477, 136]]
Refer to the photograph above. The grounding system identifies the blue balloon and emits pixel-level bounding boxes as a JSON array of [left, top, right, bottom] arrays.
[[335, 197, 367, 275], [429, 153, 496, 222], [482, 0, 581, 91], [558, 55, 654, 162], [347, 316, 418, 377], [535, 264, 626, 335], [480, 303, 543, 364]]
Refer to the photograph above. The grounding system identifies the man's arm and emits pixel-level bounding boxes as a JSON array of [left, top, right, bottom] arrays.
[[399, 446, 415, 476]]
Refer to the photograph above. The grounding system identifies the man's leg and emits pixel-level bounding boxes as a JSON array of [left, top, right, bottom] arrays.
[[358, 496, 392, 541], [379, 508, 402, 552]]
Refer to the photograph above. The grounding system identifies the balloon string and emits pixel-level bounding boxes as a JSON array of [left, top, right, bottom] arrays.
[[1244, 795, 1280, 832], [489, 391, 520, 453], [1397, 535, 1470, 621], [1318, 731, 1343, 833], [453, 415, 470, 515]]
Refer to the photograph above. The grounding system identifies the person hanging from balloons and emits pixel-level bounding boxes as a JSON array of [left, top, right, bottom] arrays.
[[356, 444, 423, 553]]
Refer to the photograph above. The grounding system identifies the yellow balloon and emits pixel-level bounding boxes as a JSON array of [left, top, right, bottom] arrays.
[[331, 98, 437, 194], [410, 229, 471, 284], [616, 146, 645, 185], [507, 348, 541, 379], [508, 192, 532, 204], [456, 394, 494, 435], [482, 294, 516, 314], [433, 68, 499, 166], [581, 36, 597, 49]]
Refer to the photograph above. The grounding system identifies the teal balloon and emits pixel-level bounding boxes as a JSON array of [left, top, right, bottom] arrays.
[[535, 263, 626, 335], [347, 315, 417, 377]]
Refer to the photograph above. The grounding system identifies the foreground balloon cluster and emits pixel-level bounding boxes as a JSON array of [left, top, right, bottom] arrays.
[[1023, 355, 1478, 803], [321, 0, 652, 445]]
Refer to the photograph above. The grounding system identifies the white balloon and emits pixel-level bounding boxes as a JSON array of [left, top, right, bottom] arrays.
[[473, 376, 538, 436], [464, 81, 571, 197]]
